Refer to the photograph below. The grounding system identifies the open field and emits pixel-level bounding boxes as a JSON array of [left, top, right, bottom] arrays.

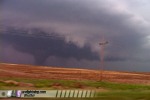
[[0, 63, 150, 85], [0, 78, 150, 100], [0, 63, 150, 100]]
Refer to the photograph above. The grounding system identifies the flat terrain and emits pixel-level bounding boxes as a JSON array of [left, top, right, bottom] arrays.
[[0, 63, 150, 85], [0, 63, 150, 100]]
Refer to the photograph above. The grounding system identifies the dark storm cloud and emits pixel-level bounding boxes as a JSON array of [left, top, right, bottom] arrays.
[[0, 38, 35, 64], [1, 0, 91, 21], [1, 27, 128, 66], [1, 0, 147, 49], [1, 28, 99, 65], [1, 0, 150, 71], [0, 0, 5, 5]]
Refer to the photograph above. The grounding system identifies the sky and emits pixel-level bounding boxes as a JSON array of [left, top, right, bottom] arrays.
[[0, 0, 150, 72]]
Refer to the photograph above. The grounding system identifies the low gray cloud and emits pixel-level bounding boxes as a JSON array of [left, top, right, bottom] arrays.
[[0, 39, 35, 64], [1, 28, 99, 65], [1, 0, 150, 71]]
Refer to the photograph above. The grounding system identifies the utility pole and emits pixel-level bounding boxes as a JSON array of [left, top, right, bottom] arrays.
[[99, 40, 108, 81]]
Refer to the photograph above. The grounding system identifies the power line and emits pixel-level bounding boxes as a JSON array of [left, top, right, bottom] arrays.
[[99, 39, 108, 81]]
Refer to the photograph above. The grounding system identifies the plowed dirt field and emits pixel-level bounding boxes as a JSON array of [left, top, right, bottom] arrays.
[[0, 63, 150, 85]]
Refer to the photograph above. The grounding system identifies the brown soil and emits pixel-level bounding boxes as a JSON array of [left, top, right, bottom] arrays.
[[0, 80, 34, 87], [0, 63, 150, 85]]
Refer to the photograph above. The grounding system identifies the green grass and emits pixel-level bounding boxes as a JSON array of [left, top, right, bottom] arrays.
[[82, 80, 150, 90], [0, 78, 150, 100], [96, 91, 150, 100], [0, 77, 150, 90], [10, 92, 150, 100]]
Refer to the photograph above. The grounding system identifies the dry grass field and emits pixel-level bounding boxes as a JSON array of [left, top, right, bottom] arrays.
[[0, 63, 150, 85], [0, 63, 150, 100]]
